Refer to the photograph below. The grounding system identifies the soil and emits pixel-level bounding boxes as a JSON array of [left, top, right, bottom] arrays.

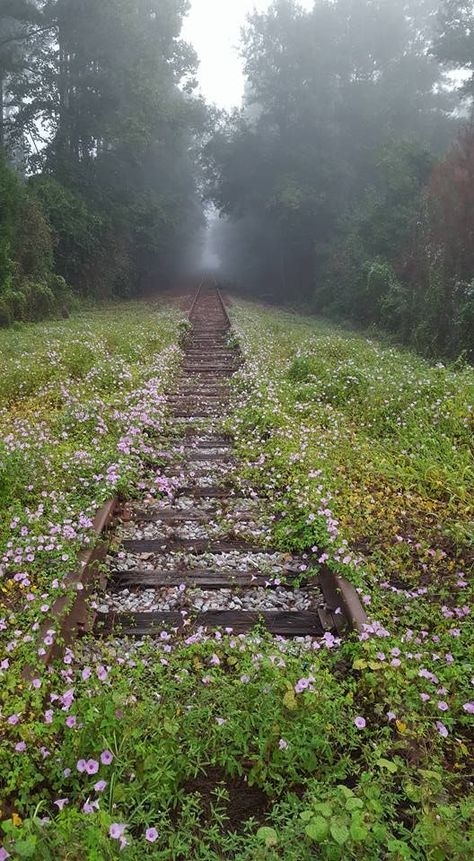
[[176, 765, 271, 833]]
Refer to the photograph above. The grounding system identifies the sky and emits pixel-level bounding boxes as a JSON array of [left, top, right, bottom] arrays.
[[183, 0, 314, 110]]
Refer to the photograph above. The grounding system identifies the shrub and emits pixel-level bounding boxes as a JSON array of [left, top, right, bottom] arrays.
[[30, 176, 104, 292], [0, 297, 13, 327]]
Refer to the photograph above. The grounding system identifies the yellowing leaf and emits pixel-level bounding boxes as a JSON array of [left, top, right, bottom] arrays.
[[256, 827, 278, 847], [396, 720, 407, 734], [283, 690, 298, 711], [12, 813, 22, 827]]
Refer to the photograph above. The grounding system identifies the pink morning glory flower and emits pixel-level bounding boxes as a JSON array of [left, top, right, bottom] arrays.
[[76, 759, 87, 773], [145, 828, 159, 843], [94, 780, 107, 792], [436, 721, 448, 738], [437, 701, 449, 712], [279, 738, 289, 750], [85, 759, 99, 775], [0, 847, 11, 860], [54, 799, 69, 811], [101, 750, 113, 765], [109, 823, 127, 840], [354, 716, 366, 729], [463, 702, 474, 714], [15, 742, 26, 752]]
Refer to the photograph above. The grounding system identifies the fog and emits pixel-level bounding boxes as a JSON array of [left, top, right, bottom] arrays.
[[1, 0, 472, 356]]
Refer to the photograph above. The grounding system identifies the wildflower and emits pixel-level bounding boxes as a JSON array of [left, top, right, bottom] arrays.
[[279, 738, 289, 750], [94, 780, 107, 792], [386, 711, 396, 721], [109, 823, 127, 840], [0, 847, 11, 860], [54, 799, 69, 811], [437, 701, 449, 712], [7, 714, 19, 725], [436, 721, 448, 738], [295, 678, 310, 693], [354, 716, 366, 729], [462, 702, 474, 714], [77, 759, 87, 773], [85, 759, 99, 775], [145, 828, 159, 843], [66, 715, 76, 728], [101, 750, 114, 765], [15, 742, 26, 752]]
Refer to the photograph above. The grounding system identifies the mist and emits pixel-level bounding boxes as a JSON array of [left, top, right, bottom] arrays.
[[1, 0, 473, 357], [203, 0, 474, 359]]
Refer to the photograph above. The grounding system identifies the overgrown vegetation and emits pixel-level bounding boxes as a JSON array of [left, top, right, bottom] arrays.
[[1, 299, 472, 859], [205, 0, 474, 360], [0, 0, 206, 324]]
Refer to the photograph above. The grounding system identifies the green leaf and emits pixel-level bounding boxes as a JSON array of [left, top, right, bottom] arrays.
[[418, 769, 442, 782], [337, 785, 354, 798], [256, 827, 278, 847], [330, 822, 350, 845], [305, 817, 329, 842], [350, 822, 369, 842], [353, 659, 367, 670], [300, 810, 314, 822], [345, 797, 364, 811], [12, 838, 37, 858], [313, 802, 333, 817], [376, 758, 398, 774]]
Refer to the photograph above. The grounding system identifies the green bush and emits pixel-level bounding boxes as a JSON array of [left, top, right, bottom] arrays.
[[0, 157, 75, 325], [30, 176, 104, 291], [0, 297, 13, 327]]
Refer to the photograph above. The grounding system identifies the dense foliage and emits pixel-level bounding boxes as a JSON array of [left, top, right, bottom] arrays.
[[0, 0, 205, 323], [205, 0, 474, 359], [0, 298, 472, 858]]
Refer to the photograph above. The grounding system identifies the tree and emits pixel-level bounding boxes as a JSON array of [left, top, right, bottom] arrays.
[[435, 1, 474, 101], [0, 0, 48, 150], [2, 0, 206, 317], [206, 0, 456, 299]]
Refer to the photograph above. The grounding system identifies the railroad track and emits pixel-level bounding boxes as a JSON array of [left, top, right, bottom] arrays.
[[30, 280, 366, 669], [90, 280, 368, 641]]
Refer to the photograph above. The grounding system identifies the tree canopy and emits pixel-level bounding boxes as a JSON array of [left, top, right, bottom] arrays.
[[0, 0, 206, 322], [205, 0, 473, 358]]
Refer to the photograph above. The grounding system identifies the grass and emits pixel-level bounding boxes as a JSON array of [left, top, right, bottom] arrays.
[[0, 297, 473, 860]]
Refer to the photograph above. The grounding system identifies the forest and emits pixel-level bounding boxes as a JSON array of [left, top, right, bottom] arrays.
[[0, 0, 473, 358]]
